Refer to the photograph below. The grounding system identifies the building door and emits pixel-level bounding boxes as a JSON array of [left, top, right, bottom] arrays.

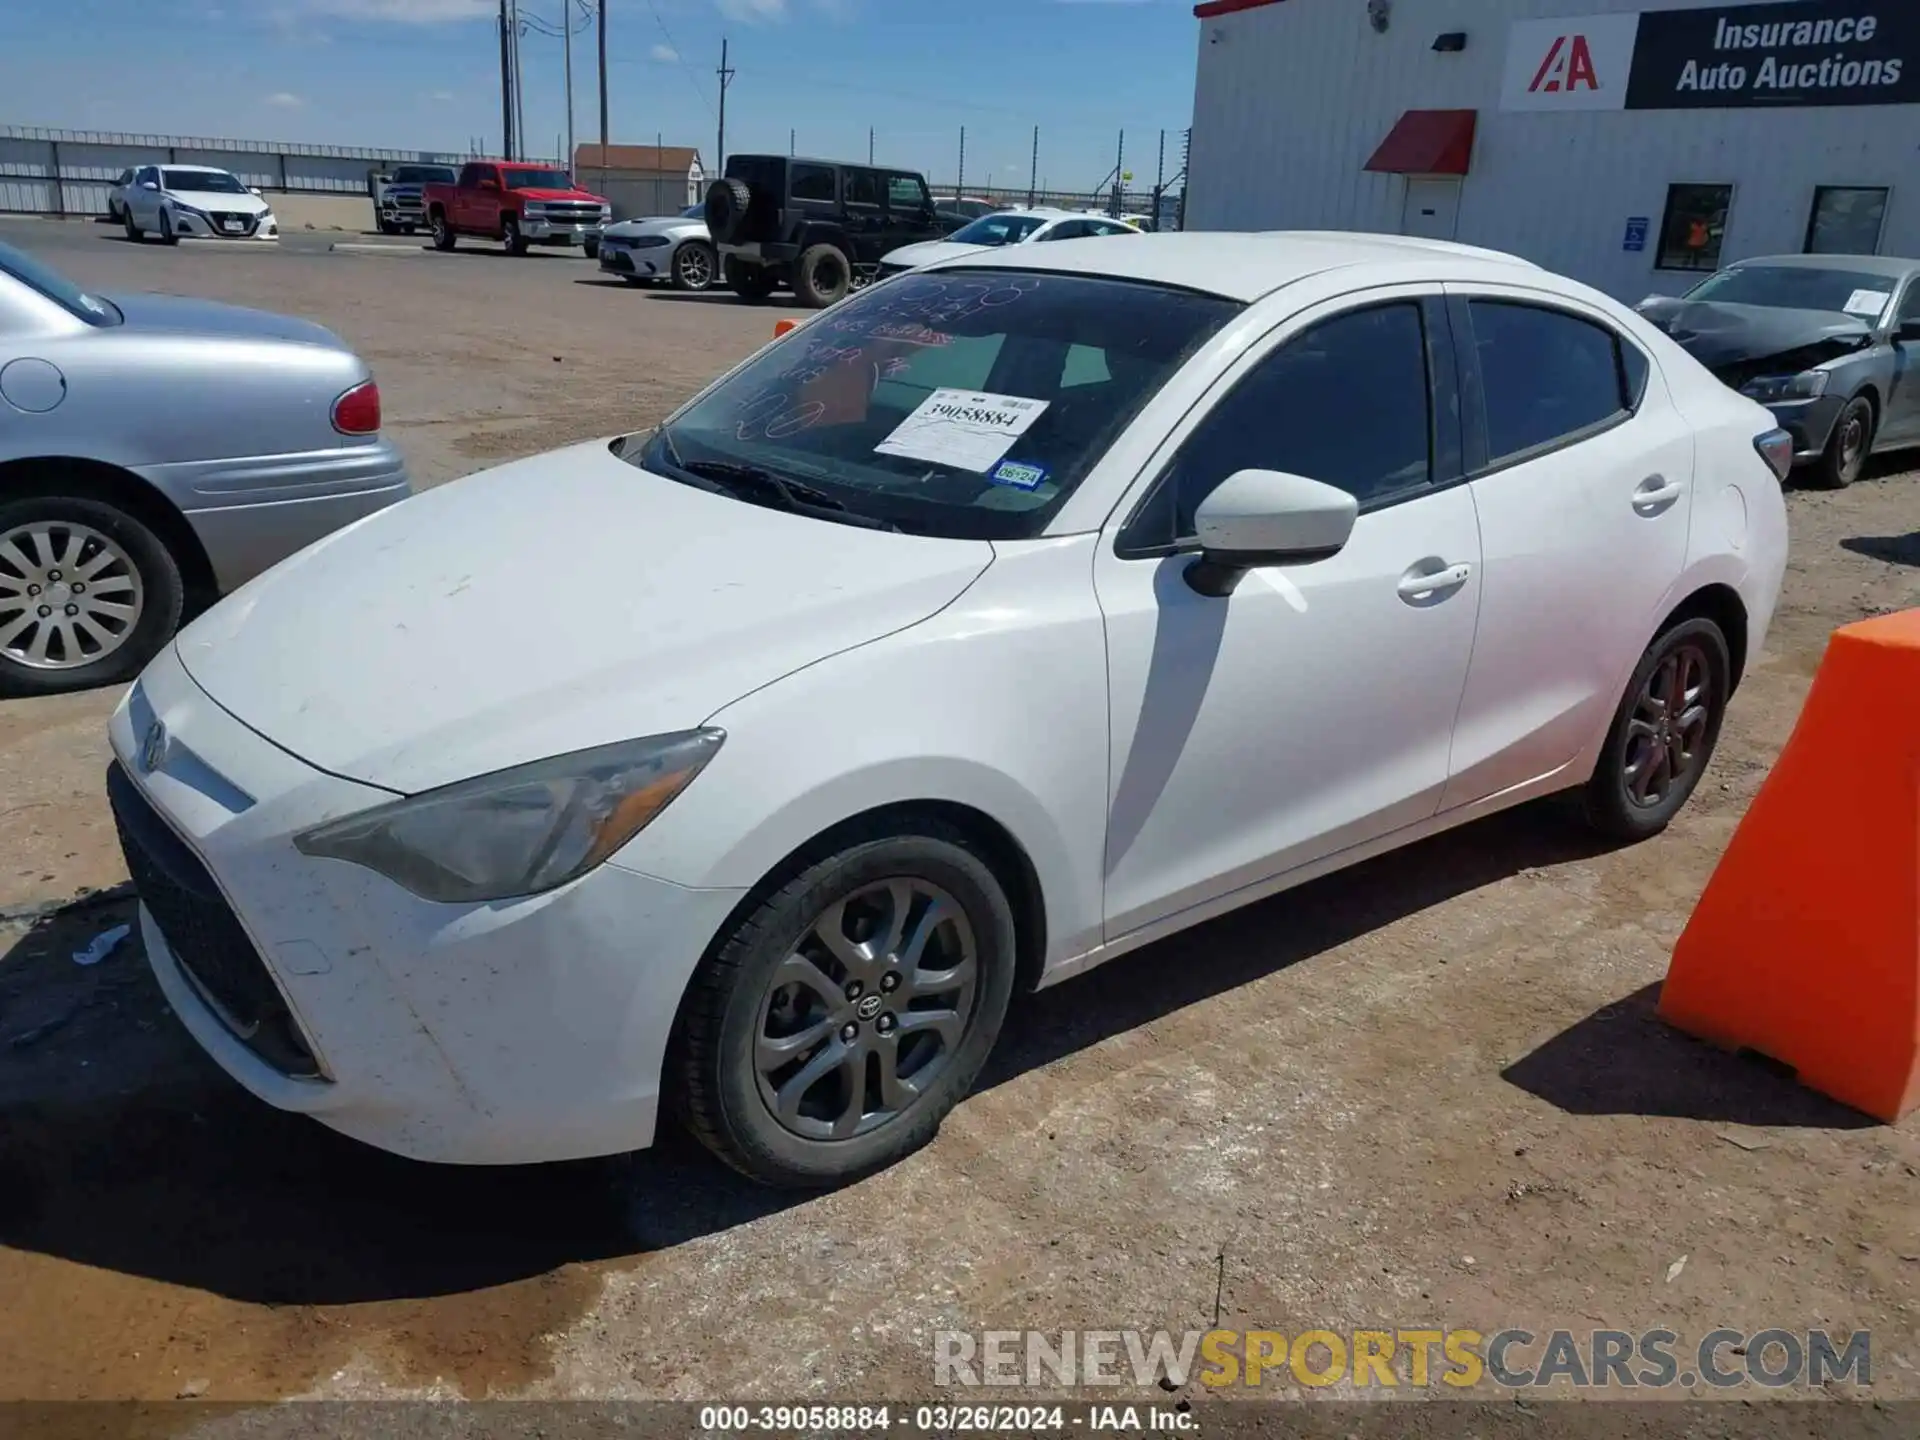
[[1400, 178, 1460, 241]]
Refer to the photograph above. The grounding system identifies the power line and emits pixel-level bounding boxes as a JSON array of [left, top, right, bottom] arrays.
[[644, 0, 719, 118]]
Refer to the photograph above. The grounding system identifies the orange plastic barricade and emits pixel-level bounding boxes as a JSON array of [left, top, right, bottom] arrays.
[[1658, 608, 1920, 1122], [773, 319, 799, 338]]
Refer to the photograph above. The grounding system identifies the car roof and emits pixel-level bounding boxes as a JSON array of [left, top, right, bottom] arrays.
[[1730, 253, 1920, 279], [162, 164, 231, 174], [924, 230, 1546, 302]]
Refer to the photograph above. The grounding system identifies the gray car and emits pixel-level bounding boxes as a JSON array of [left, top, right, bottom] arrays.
[[1636, 254, 1920, 489], [0, 240, 411, 696], [597, 204, 715, 290]]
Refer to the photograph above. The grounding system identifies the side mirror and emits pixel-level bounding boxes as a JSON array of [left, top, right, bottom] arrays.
[[140, 181, 159, 191], [249, 186, 263, 197], [1185, 469, 1358, 597]]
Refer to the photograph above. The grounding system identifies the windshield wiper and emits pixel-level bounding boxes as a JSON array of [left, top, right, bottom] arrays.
[[666, 448, 900, 532]]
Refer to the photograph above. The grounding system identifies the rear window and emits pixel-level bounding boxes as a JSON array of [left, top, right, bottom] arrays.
[[0, 240, 121, 327], [634, 270, 1239, 541]]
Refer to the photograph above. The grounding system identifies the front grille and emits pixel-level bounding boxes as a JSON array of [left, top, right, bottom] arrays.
[[107, 761, 321, 1078], [533, 203, 603, 222], [207, 210, 258, 235]]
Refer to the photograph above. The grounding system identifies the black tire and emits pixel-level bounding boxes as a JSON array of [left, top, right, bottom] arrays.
[[156, 208, 179, 246], [123, 208, 144, 244], [377, 219, 400, 236], [0, 492, 185, 699], [1582, 616, 1732, 842], [704, 177, 754, 245], [1808, 394, 1874, 490], [672, 239, 717, 292], [674, 822, 1018, 1188], [583, 238, 600, 261], [502, 213, 528, 256], [725, 256, 777, 303], [402, 224, 417, 236], [430, 210, 457, 251], [793, 244, 852, 309]]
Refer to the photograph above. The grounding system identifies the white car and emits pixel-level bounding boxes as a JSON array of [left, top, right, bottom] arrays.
[[120, 164, 279, 244], [108, 232, 1788, 1187], [879, 207, 1137, 276], [598, 204, 715, 290]]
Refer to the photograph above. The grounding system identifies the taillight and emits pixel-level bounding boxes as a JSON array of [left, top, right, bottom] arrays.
[[1753, 427, 1793, 483], [332, 380, 381, 436]]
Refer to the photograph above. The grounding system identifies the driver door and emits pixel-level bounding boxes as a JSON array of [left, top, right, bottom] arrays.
[[1093, 290, 1483, 940]]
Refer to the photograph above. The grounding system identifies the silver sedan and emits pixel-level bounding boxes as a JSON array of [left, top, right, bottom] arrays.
[[0, 240, 411, 696]]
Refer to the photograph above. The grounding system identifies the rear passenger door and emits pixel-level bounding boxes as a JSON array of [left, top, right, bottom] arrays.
[[1439, 287, 1695, 811]]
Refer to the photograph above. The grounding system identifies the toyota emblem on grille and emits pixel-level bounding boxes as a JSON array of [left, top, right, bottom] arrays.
[[139, 718, 169, 773]]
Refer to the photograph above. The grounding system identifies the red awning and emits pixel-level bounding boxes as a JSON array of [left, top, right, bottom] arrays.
[[1363, 110, 1478, 176]]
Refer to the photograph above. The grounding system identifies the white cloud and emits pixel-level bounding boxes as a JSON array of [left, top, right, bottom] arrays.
[[714, 0, 786, 22], [649, 41, 679, 61], [431, 89, 457, 101], [298, 0, 493, 21], [266, 90, 306, 107]]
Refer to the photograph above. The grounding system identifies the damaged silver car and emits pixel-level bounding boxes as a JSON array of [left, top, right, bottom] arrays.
[[1637, 255, 1920, 489]]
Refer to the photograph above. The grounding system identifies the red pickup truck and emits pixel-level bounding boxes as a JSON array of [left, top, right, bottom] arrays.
[[424, 161, 611, 257]]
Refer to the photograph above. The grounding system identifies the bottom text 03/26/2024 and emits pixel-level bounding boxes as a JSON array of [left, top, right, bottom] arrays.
[[696, 1403, 1196, 1434]]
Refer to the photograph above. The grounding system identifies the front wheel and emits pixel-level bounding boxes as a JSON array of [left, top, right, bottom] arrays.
[[674, 825, 1018, 1188], [156, 208, 179, 245], [430, 212, 457, 250], [0, 494, 185, 698], [672, 240, 716, 292], [377, 219, 400, 235], [1581, 616, 1731, 842], [123, 208, 144, 243], [1809, 395, 1874, 490], [502, 214, 529, 255]]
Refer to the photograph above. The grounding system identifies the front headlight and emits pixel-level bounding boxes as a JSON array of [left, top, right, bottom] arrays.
[[631, 234, 670, 249], [1740, 369, 1830, 403], [293, 728, 724, 903]]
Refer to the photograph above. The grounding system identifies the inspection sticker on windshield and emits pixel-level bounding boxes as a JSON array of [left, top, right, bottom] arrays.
[[1844, 288, 1890, 319], [989, 458, 1050, 491], [875, 388, 1050, 473]]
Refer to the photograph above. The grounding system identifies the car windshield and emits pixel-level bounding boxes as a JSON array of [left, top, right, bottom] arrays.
[[627, 269, 1238, 541], [1685, 264, 1896, 321], [683, 204, 705, 218], [0, 240, 121, 326], [163, 169, 247, 194], [950, 213, 1050, 247], [504, 169, 575, 191]]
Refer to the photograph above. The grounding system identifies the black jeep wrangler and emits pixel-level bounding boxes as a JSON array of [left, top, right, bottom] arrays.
[[705, 155, 957, 308]]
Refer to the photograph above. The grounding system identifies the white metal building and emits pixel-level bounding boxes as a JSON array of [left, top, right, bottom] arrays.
[[1184, 0, 1919, 300]]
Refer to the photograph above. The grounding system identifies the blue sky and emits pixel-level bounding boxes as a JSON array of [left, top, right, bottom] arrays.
[[2, 0, 1203, 194]]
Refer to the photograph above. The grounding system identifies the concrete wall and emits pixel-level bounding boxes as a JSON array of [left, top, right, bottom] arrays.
[[1187, 0, 1920, 301]]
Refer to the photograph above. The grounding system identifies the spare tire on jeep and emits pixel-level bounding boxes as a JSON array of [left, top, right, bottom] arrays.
[[704, 178, 754, 246]]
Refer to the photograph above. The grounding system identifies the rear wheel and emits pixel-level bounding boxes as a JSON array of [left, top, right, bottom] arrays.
[[672, 240, 716, 292], [793, 244, 852, 309], [502, 214, 529, 256], [1809, 395, 1874, 490], [674, 824, 1017, 1188], [725, 256, 777, 303], [1581, 616, 1731, 842], [430, 211, 457, 250], [0, 494, 184, 699]]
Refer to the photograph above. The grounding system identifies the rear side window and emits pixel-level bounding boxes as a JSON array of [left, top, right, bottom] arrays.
[[1467, 301, 1634, 466], [791, 164, 834, 202]]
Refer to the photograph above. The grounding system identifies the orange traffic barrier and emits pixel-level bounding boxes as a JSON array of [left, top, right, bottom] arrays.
[[773, 319, 798, 338], [1658, 608, 1920, 1122]]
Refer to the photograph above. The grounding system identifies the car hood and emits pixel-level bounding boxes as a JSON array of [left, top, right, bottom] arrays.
[[516, 188, 607, 204], [173, 440, 995, 794], [882, 239, 991, 269], [1634, 297, 1875, 370], [605, 216, 705, 239], [165, 188, 271, 216], [104, 292, 349, 350]]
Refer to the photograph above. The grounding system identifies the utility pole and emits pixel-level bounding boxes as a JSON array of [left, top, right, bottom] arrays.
[[1112, 129, 1125, 216], [563, 2, 574, 173], [956, 125, 965, 198], [715, 38, 735, 175], [498, 0, 514, 159], [789, 128, 795, 157], [1153, 129, 1165, 228], [510, 0, 526, 162], [597, 0, 609, 182], [1027, 125, 1038, 207], [868, 127, 874, 164]]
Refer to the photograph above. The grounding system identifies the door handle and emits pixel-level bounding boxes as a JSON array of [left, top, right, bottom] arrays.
[[1632, 474, 1685, 513], [1397, 561, 1472, 602]]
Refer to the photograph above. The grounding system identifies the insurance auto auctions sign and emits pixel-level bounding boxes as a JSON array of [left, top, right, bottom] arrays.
[[1500, 1, 1920, 111]]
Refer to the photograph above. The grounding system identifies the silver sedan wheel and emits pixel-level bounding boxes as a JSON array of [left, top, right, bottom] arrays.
[[0, 520, 145, 670], [754, 877, 979, 1141]]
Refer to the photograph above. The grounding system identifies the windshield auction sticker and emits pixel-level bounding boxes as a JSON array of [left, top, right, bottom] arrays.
[[1844, 287, 1891, 318], [875, 388, 1051, 473]]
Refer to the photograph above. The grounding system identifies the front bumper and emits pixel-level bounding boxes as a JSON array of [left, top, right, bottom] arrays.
[[521, 215, 605, 243], [169, 208, 279, 241], [109, 645, 748, 1165], [1767, 394, 1848, 461], [138, 439, 414, 592], [599, 240, 669, 278]]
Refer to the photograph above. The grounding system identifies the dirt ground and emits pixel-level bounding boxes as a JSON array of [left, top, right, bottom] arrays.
[[1, 217, 1917, 1410]]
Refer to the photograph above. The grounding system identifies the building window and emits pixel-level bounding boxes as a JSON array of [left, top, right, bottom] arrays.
[[1805, 186, 1888, 256], [1656, 184, 1732, 272]]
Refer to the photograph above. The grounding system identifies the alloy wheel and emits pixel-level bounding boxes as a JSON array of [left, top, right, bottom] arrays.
[[0, 520, 145, 670], [1838, 410, 1867, 482], [677, 244, 713, 289], [754, 877, 979, 1141], [1622, 642, 1712, 808]]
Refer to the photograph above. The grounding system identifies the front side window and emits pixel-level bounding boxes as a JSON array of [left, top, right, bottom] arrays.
[[887, 174, 930, 211], [1657, 183, 1732, 272], [1805, 186, 1888, 255], [113, 169, 132, 187], [629, 270, 1238, 541], [1125, 302, 1432, 551], [162, 169, 247, 194], [458, 164, 488, 188], [845, 170, 883, 207], [1685, 264, 1895, 323], [790, 164, 835, 202], [1468, 301, 1630, 465]]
